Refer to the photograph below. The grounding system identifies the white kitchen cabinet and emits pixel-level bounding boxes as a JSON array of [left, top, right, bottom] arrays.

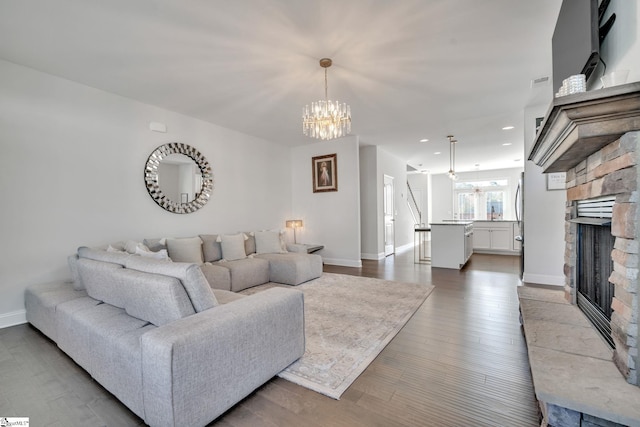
[[430, 222, 473, 269], [473, 221, 520, 254], [473, 228, 492, 250]]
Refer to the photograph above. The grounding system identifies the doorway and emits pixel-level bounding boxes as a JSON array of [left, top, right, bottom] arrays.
[[384, 175, 395, 256]]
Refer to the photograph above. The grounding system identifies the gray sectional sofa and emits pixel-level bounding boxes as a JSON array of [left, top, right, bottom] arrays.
[[24, 235, 314, 427], [150, 231, 323, 292]]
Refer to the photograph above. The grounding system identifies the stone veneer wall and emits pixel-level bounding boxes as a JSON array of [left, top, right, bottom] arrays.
[[564, 131, 640, 386]]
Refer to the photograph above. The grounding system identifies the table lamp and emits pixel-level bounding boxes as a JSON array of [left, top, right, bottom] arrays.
[[285, 219, 304, 244]]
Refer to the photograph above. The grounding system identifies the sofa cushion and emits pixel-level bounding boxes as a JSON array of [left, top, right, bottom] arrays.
[[78, 246, 131, 266], [166, 237, 204, 263], [218, 233, 247, 261], [77, 258, 127, 307], [201, 263, 231, 291], [254, 253, 323, 285], [214, 257, 270, 292], [255, 230, 287, 254], [212, 289, 246, 305], [111, 268, 196, 326], [24, 281, 91, 341], [200, 234, 223, 262], [125, 257, 218, 312]]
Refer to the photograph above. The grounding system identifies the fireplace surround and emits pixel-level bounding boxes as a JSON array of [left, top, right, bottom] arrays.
[[529, 82, 640, 387]]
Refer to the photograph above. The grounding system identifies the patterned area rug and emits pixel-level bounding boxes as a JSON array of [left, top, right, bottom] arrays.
[[241, 272, 434, 399]]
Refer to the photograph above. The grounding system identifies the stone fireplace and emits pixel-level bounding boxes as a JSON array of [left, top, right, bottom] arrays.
[[529, 82, 640, 388], [564, 133, 638, 384]]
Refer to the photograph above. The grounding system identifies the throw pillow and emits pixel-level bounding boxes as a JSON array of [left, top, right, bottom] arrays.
[[255, 230, 287, 254], [217, 233, 247, 261], [244, 232, 257, 255], [77, 246, 131, 266], [166, 237, 204, 264], [135, 246, 170, 260], [200, 234, 223, 262], [106, 241, 126, 252], [143, 237, 167, 253], [124, 240, 149, 254]]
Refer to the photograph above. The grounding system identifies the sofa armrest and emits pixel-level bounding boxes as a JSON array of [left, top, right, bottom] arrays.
[[286, 243, 307, 253], [140, 287, 304, 427]]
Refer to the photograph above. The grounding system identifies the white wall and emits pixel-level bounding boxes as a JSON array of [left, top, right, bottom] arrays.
[[291, 136, 361, 267], [359, 145, 414, 260], [359, 145, 380, 258], [0, 59, 292, 326], [523, 102, 566, 286], [431, 174, 455, 222]]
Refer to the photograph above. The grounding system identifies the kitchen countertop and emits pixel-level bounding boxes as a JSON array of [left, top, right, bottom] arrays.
[[430, 221, 473, 226]]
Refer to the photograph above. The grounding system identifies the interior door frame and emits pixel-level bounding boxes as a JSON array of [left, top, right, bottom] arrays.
[[383, 174, 395, 256]]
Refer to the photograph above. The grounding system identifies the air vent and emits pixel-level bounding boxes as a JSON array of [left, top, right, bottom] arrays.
[[531, 76, 550, 88], [577, 196, 614, 218]]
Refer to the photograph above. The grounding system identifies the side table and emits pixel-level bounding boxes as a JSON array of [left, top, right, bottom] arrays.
[[287, 243, 324, 254]]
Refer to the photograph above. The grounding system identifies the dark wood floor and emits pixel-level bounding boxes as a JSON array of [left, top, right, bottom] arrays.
[[0, 251, 539, 426]]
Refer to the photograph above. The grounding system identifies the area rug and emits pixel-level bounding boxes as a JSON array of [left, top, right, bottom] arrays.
[[240, 272, 434, 399]]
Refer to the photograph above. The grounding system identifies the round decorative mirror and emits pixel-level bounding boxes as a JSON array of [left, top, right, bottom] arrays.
[[144, 143, 214, 214]]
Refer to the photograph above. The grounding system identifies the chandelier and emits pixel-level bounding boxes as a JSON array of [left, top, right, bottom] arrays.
[[302, 58, 351, 140], [447, 135, 458, 180]]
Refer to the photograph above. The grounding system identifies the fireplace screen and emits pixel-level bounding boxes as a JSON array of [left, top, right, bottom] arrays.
[[577, 223, 615, 348]]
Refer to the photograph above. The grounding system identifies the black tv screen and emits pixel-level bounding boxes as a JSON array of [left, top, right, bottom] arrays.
[[552, 0, 600, 93]]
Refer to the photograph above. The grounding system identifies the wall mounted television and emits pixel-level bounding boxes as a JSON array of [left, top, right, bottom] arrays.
[[551, 0, 600, 93]]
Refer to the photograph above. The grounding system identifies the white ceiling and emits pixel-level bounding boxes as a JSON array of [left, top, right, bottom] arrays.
[[0, 0, 562, 174]]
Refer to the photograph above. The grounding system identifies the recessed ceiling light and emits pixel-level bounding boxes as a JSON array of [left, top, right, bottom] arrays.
[[514, 159, 521, 162], [502, 143, 513, 146], [434, 151, 441, 155], [419, 138, 429, 142], [502, 126, 515, 130]]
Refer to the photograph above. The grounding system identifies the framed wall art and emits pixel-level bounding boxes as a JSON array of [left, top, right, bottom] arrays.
[[312, 153, 338, 193], [546, 172, 566, 191]]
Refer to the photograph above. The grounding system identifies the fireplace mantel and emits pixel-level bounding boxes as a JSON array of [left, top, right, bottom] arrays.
[[528, 82, 640, 173]]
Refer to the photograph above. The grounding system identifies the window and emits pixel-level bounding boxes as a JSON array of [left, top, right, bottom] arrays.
[[454, 179, 509, 220]]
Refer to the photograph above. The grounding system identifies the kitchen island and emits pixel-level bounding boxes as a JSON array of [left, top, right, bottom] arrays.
[[430, 221, 473, 269]]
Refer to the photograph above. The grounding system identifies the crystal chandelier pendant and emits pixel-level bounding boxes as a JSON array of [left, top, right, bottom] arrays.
[[302, 58, 352, 140]]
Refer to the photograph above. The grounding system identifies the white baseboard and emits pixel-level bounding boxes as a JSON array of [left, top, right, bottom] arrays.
[[361, 242, 414, 261], [323, 258, 363, 268], [523, 273, 564, 286], [395, 242, 415, 253], [0, 309, 27, 329]]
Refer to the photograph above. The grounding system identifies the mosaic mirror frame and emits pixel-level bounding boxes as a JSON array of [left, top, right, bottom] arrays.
[[144, 143, 214, 214]]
